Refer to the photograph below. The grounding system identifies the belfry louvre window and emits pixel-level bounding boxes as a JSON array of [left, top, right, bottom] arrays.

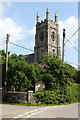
[[40, 32, 44, 41], [53, 49, 55, 53], [52, 32, 55, 41]]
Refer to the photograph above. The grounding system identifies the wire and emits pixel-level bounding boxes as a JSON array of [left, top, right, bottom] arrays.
[[65, 38, 80, 54], [65, 27, 80, 45], [9, 41, 34, 52], [64, 28, 80, 54]]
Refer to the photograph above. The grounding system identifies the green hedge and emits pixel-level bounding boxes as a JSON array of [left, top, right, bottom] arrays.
[[35, 84, 80, 104], [65, 83, 80, 103]]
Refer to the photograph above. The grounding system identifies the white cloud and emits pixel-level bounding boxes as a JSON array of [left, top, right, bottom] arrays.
[[26, 26, 36, 36], [0, 17, 25, 44], [70, 64, 78, 70], [59, 16, 78, 48], [0, 17, 35, 51]]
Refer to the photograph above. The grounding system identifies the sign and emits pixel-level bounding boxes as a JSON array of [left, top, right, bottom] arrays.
[[35, 82, 45, 92]]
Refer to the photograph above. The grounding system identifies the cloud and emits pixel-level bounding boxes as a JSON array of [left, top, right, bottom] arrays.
[[0, 17, 35, 51], [0, 17, 25, 50], [26, 26, 36, 36], [59, 16, 78, 48], [0, 17, 25, 43], [70, 64, 78, 70]]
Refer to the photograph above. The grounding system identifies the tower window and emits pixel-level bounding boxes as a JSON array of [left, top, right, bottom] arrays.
[[40, 32, 44, 41], [52, 32, 55, 41], [53, 49, 55, 53]]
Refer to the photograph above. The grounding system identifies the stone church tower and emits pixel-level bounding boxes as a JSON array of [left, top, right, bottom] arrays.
[[34, 8, 61, 63]]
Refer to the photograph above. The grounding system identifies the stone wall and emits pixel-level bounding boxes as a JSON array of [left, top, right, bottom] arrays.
[[6, 91, 28, 104], [3, 90, 41, 104]]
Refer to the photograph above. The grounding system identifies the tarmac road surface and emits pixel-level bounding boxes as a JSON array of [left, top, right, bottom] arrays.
[[1, 103, 79, 119]]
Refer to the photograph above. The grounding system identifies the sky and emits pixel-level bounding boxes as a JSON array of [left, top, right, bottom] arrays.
[[0, 1, 79, 69]]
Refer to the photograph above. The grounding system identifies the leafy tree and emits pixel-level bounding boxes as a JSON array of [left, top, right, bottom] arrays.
[[7, 54, 29, 91], [1, 50, 10, 87], [41, 53, 78, 88], [2, 50, 79, 104], [7, 54, 41, 91]]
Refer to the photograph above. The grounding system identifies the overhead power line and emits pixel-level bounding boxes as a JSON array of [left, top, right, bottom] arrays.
[[65, 27, 80, 45], [64, 27, 80, 54], [9, 41, 34, 52], [65, 39, 80, 54]]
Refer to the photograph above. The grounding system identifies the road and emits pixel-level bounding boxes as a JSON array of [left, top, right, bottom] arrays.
[[1, 103, 79, 119]]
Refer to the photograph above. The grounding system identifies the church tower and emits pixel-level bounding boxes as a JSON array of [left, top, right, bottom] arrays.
[[34, 8, 61, 63]]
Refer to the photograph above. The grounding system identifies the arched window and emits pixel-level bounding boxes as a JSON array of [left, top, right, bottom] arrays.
[[53, 49, 55, 53], [40, 32, 44, 41], [52, 32, 55, 41]]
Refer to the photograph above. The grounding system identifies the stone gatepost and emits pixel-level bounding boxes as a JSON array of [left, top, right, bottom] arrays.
[[28, 90, 34, 104]]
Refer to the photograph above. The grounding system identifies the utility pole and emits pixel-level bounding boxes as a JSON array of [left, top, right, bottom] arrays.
[[62, 29, 65, 101], [4, 34, 10, 96], [62, 29, 65, 63]]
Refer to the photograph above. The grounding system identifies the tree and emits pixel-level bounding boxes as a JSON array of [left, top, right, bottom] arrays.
[[7, 54, 30, 91], [35, 53, 79, 104], [41, 53, 78, 86], [1, 50, 10, 88], [7, 54, 41, 91], [2, 50, 79, 95]]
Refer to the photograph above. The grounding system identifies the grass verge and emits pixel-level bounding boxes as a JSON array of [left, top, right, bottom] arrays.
[[2, 101, 72, 106]]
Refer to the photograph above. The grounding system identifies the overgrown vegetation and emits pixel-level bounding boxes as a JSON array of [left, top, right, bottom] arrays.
[[1, 50, 80, 104], [35, 84, 80, 104]]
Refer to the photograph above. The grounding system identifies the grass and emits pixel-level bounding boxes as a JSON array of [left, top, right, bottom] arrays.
[[2, 101, 71, 106]]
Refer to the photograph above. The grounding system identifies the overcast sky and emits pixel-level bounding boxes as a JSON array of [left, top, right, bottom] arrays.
[[0, 1, 79, 68]]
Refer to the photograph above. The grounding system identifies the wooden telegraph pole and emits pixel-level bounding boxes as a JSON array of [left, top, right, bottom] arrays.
[[4, 34, 10, 96], [62, 29, 65, 101], [62, 29, 65, 63]]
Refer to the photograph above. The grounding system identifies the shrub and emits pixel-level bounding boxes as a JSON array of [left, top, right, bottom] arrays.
[[35, 84, 80, 104], [35, 90, 61, 104]]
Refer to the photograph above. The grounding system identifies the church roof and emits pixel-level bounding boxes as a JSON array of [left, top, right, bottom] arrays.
[[23, 53, 34, 64]]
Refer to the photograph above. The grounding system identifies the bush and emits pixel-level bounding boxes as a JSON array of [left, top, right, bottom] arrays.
[[35, 84, 80, 104], [65, 83, 80, 103], [35, 90, 62, 104]]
